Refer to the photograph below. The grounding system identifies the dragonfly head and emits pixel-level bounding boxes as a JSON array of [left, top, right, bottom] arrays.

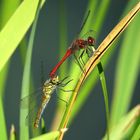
[[87, 36, 95, 46], [51, 75, 59, 84]]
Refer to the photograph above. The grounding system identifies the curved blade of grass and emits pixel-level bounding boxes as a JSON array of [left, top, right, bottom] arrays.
[[19, 1, 42, 139], [131, 123, 140, 140], [0, 1, 21, 140], [110, 0, 140, 127], [10, 124, 16, 140], [0, 0, 44, 72], [57, 2, 140, 140], [31, 131, 60, 140], [19, 38, 37, 136], [69, 0, 110, 124], [97, 63, 110, 140], [0, 0, 21, 95], [41, 118, 46, 134], [103, 105, 140, 140]]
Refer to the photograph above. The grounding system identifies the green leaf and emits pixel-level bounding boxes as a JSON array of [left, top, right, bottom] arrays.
[[41, 118, 46, 134], [131, 124, 140, 140], [31, 131, 60, 140], [97, 63, 110, 140], [0, 1, 21, 140], [110, 0, 140, 127], [0, 0, 20, 28], [10, 124, 16, 140], [0, 0, 42, 72], [104, 105, 140, 140]]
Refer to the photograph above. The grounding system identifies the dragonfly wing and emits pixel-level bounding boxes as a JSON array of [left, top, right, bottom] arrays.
[[20, 87, 42, 109], [81, 29, 96, 40], [25, 104, 38, 127], [20, 88, 43, 127], [25, 96, 50, 128]]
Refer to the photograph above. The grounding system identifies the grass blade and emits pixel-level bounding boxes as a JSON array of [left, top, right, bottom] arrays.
[[110, 0, 140, 127], [131, 123, 140, 140], [0, 0, 20, 28], [0, 1, 21, 140], [0, 0, 43, 72], [19, 1, 42, 139], [104, 105, 140, 140], [97, 63, 110, 140], [10, 124, 16, 140]]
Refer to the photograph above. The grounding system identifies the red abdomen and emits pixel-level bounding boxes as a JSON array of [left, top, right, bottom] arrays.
[[49, 49, 72, 78]]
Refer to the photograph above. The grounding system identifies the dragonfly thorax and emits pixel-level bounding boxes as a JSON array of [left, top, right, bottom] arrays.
[[71, 39, 86, 53], [42, 76, 59, 95], [75, 39, 86, 49]]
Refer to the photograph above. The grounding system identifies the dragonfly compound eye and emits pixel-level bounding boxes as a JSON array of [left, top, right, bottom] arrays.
[[88, 36, 95, 46]]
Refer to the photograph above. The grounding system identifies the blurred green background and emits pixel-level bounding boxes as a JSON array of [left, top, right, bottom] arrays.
[[0, 0, 140, 140]]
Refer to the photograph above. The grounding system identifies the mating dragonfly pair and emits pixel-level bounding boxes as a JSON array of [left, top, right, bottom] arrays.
[[21, 29, 96, 128]]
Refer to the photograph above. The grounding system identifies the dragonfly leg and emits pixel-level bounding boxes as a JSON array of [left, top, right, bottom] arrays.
[[58, 87, 74, 92], [90, 46, 101, 56], [56, 95, 68, 106], [86, 47, 94, 57], [79, 50, 86, 67], [74, 53, 86, 74], [59, 79, 73, 87], [79, 50, 85, 60], [59, 76, 70, 84], [79, 57, 85, 68]]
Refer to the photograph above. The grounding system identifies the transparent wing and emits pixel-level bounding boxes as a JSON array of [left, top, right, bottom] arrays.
[[26, 97, 51, 128], [20, 87, 42, 109], [20, 83, 56, 128], [20, 87, 43, 127], [80, 29, 96, 41], [25, 103, 39, 127]]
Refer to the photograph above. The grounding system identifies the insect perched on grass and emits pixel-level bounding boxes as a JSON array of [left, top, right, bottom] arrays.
[[49, 10, 96, 78], [21, 75, 72, 128]]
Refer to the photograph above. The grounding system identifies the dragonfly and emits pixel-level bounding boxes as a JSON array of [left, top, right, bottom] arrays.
[[21, 75, 72, 128], [49, 30, 96, 78]]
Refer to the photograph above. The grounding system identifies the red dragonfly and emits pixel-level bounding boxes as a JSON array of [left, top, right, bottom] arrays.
[[49, 30, 96, 78]]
